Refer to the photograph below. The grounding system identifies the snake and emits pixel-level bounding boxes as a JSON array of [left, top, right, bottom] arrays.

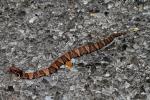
[[8, 32, 126, 79]]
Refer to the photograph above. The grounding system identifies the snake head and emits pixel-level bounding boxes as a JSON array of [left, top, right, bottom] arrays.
[[8, 64, 23, 77]]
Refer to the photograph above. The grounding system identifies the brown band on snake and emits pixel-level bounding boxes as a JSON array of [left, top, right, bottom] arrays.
[[8, 32, 126, 79]]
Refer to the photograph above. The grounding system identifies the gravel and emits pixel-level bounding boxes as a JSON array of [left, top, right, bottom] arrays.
[[0, 0, 150, 100]]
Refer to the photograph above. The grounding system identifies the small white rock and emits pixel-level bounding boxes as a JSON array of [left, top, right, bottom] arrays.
[[124, 82, 130, 88], [45, 96, 53, 100], [29, 16, 37, 23], [105, 73, 110, 77], [82, 0, 91, 5], [70, 85, 75, 90]]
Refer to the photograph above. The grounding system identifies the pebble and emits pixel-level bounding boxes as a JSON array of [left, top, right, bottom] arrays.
[[104, 73, 110, 77], [45, 96, 53, 100], [29, 16, 37, 23]]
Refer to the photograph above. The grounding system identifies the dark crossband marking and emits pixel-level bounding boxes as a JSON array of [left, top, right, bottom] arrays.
[[42, 68, 50, 76], [51, 62, 59, 69], [57, 58, 65, 64], [84, 45, 90, 53], [64, 52, 71, 60], [74, 48, 80, 57], [94, 43, 100, 49], [48, 67, 56, 74]]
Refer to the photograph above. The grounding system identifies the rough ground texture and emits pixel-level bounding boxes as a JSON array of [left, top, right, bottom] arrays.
[[0, 0, 150, 100]]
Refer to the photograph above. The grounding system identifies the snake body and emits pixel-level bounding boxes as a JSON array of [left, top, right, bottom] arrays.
[[8, 32, 126, 79]]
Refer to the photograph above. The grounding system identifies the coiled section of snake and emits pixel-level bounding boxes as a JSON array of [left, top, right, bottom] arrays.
[[8, 32, 126, 79]]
